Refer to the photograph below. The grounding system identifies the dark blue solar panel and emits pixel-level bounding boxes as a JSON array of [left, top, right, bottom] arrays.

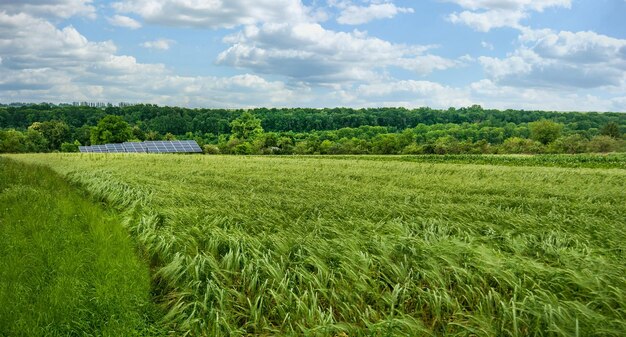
[[123, 142, 146, 152], [106, 143, 126, 153], [92, 145, 106, 153], [78, 141, 202, 154]]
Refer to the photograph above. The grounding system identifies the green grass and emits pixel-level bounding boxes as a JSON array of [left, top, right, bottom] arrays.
[[7, 153, 626, 336], [0, 157, 163, 336], [311, 153, 626, 169]]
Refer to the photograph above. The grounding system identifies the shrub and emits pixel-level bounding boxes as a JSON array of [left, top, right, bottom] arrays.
[[588, 135, 621, 153], [501, 137, 545, 154], [203, 144, 221, 155], [529, 120, 563, 145], [549, 134, 588, 154], [60, 141, 80, 153]]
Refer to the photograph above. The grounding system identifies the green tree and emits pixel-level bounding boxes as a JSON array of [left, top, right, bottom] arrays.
[[434, 136, 461, 154], [24, 129, 49, 152], [0, 129, 27, 153], [501, 137, 544, 154], [90, 115, 132, 145], [203, 144, 221, 154], [529, 120, 563, 145], [230, 112, 263, 141], [73, 125, 93, 146], [371, 134, 402, 154], [549, 134, 588, 154], [233, 142, 253, 155], [132, 126, 146, 141], [600, 122, 621, 139], [60, 140, 81, 153], [588, 135, 621, 153], [28, 120, 70, 150]]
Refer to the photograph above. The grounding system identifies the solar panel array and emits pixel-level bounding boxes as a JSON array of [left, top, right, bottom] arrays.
[[78, 140, 202, 154], [123, 142, 146, 153]]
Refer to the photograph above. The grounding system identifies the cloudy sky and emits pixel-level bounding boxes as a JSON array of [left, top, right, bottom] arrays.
[[1, 0, 625, 111]]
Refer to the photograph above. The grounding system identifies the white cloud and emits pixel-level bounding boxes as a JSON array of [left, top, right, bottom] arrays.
[[140, 39, 175, 50], [468, 79, 625, 111], [0, 12, 298, 107], [2, 3, 625, 111], [0, 0, 95, 19], [336, 2, 414, 25], [0, 12, 116, 71], [112, 0, 313, 29], [479, 29, 626, 89], [448, 9, 526, 31], [217, 22, 458, 85], [481, 41, 494, 50], [352, 80, 472, 107], [107, 15, 142, 29], [445, 0, 570, 11], [446, 0, 571, 31]]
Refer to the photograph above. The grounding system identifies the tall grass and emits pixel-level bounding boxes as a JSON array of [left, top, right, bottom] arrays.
[[311, 153, 626, 169], [9, 153, 626, 336], [0, 158, 163, 336]]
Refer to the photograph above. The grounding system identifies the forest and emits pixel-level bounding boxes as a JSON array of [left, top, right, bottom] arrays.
[[0, 104, 624, 154]]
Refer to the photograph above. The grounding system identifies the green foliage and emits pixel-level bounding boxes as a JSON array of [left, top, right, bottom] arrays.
[[203, 144, 221, 154], [12, 153, 626, 336], [549, 134, 589, 154], [433, 136, 461, 154], [230, 112, 263, 141], [24, 129, 49, 152], [600, 122, 622, 139], [90, 115, 132, 145], [320, 154, 626, 169], [28, 120, 70, 150], [232, 141, 253, 154], [0, 158, 163, 336], [529, 120, 563, 145], [60, 140, 81, 152], [588, 135, 623, 153], [501, 137, 545, 154], [0, 129, 27, 153], [2, 105, 625, 154]]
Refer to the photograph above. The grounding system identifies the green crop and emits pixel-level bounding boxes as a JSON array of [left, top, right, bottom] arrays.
[[0, 158, 163, 336], [7, 153, 626, 336], [310, 153, 626, 169]]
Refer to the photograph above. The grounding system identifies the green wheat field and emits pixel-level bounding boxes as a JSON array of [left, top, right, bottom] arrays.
[[2, 154, 625, 336]]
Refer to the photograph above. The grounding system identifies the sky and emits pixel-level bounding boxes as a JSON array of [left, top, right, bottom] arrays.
[[0, 0, 625, 111]]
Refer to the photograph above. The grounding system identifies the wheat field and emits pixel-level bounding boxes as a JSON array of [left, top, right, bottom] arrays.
[[7, 154, 626, 336]]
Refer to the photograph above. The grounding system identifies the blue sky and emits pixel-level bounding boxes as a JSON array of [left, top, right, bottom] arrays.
[[0, 0, 625, 111]]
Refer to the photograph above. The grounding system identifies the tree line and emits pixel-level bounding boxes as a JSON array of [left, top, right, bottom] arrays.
[[0, 104, 624, 154]]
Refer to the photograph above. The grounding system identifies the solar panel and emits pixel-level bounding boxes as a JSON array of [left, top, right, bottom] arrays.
[[123, 142, 146, 153], [181, 140, 203, 152], [76, 140, 202, 154], [106, 143, 126, 153], [144, 141, 161, 153], [92, 145, 107, 153]]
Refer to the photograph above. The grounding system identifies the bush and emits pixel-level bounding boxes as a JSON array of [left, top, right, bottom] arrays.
[[501, 137, 545, 154], [549, 134, 588, 154], [203, 144, 220, 155], [529, 120, 563, 145], [434, 136, 461, 154], [233, 142, 253, 155], [588, 135, 621, 153], [402, 143, 423, 155], [60, 141, 80, 153]]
